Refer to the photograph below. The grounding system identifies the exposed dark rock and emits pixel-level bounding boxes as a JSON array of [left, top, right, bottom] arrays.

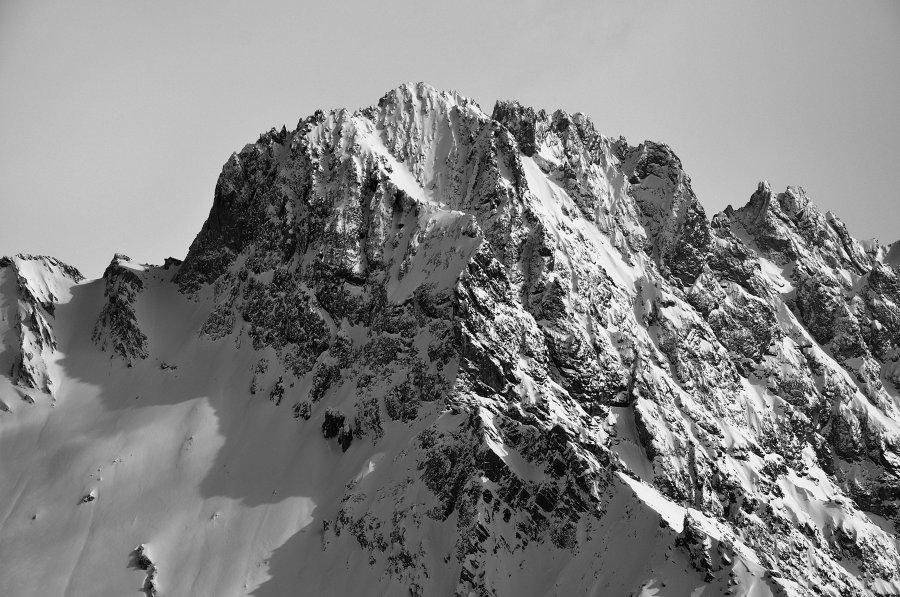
[[129, 544, 159, 597], [322, 408, 345, 439], [91, 255, 149, 364]]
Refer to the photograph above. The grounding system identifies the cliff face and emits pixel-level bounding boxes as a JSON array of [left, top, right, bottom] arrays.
[[166, 82, 900, 595], [1, 83, 899, 597]]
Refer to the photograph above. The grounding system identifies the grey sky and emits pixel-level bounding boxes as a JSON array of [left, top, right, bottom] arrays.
[[1, 0, 898, 278]]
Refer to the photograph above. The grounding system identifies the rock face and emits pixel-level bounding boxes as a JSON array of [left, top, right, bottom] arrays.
[[3, 83, 900, 596], [92, 254, 149, 365], [129, 544, 159, 597], [167, 83, 900, 595], [0, 255, 83, 395]]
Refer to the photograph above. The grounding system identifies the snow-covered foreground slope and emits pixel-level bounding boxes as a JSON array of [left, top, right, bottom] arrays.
[[1, 83, 900, 597]]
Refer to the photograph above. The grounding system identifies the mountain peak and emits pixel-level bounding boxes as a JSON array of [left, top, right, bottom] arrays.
[[4, 85, 900, 597], [727, 181, 872, 274], [376, 81, 481, 113]]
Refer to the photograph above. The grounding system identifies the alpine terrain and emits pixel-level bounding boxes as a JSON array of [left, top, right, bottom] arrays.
[[2, 82, 900, 597]]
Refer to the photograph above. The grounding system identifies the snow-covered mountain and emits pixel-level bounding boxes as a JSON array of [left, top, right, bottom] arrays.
[[2, 82, 899, 596]]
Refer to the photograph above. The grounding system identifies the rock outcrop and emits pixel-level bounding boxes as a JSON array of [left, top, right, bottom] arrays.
[[0, 254, 83, 395], [92, 254, 149, 364]]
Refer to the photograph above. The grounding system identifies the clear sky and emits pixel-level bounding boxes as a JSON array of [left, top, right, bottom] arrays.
[[1, 0, 898, 278]]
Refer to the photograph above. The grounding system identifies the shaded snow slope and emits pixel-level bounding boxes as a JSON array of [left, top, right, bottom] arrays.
[[2, 83, 900, 597]]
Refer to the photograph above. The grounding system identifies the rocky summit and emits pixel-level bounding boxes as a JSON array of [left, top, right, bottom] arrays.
[[1, 83, 899, 597]]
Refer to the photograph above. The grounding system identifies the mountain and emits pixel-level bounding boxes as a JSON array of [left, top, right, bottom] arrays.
[[1, 82, 899, 597]]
